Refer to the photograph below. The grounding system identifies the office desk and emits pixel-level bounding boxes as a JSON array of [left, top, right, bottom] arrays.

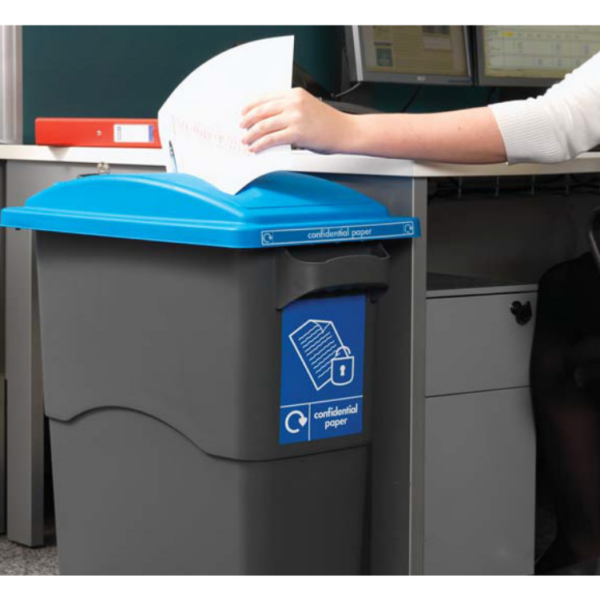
[[1, 145, 600, 574]]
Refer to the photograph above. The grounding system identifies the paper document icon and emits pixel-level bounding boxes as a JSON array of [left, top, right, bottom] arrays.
[[289, 320, 354, 391]]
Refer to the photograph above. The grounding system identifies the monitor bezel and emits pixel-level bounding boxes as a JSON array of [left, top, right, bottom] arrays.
[[475, 26, 563, 88], [345, 26, 474, 87]]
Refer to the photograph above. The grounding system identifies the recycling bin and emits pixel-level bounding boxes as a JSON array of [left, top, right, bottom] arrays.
[[1, 171, 420, 575]]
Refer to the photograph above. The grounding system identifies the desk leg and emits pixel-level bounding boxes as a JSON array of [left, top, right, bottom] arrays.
[[0, 162, 6, 535], [5, 160, 68, 547], [368, 177, 428, 575], [314, 174, 429, 575], [6, 223, 45, 547]]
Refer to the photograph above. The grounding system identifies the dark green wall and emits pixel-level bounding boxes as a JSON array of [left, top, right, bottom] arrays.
[[22, 25, 341, 144], [22, 25, 509, 145]]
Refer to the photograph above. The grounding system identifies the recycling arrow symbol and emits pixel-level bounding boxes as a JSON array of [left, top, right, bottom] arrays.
[[285, 410, 308, 434]]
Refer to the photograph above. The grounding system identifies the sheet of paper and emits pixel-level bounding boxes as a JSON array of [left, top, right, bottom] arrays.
[[158, 36, 294, 195]]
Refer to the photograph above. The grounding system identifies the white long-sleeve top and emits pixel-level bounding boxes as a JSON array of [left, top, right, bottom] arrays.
[[489, 50, 600, 164]]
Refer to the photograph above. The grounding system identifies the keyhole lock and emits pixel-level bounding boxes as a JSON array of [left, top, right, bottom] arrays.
[[510, 301, 533, 325], [341, 365, 347, 377]]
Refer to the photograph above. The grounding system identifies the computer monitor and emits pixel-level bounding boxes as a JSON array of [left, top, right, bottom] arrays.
[[476, 26, 600, 87], [345, 26, 473, 86]]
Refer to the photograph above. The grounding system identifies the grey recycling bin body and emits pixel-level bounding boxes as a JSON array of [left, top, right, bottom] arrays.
[[2, 171, 420, 575]]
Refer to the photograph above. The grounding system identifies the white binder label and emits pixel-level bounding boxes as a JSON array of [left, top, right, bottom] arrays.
[[114, 124, 153, 144]]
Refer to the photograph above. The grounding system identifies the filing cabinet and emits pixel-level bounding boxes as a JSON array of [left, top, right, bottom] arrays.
[[424, 277, 537, 575]]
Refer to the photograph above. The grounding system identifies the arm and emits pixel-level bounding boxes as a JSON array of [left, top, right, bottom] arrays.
[[241, 51, 600, 165], [490, 50, 600, 164], [337, 108, 507, 164], [240, 89, 507, 164]]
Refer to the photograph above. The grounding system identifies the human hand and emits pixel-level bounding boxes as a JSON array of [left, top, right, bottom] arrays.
[[240, 88, 354, 154]]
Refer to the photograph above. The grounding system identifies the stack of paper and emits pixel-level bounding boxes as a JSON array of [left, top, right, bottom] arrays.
[[158, 36, 294, 195]]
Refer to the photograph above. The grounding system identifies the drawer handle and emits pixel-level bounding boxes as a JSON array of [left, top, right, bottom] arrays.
[[510, 301, 533, 325]]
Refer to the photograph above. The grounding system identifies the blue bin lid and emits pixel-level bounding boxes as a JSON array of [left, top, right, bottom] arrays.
[[0, 171, 420, 249]]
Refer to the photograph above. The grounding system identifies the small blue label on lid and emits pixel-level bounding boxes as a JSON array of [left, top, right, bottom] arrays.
[[261, 221, 415, 247]]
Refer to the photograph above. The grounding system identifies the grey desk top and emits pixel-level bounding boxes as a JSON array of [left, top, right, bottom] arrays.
[[1, 145, 600, 179]]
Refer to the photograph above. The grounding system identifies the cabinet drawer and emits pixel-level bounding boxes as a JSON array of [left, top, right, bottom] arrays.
[[426, 292, 537, 397], [424, 388, 536, 575]]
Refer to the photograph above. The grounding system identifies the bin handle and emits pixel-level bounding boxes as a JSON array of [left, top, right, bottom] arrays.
[[275, 244, 390, 309]]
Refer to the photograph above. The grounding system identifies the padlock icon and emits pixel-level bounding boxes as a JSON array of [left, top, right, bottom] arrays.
[[331, 346, 355, 386]]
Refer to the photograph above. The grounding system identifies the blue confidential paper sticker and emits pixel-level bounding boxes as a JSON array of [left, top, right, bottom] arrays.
[[261, 221, 416, 247], [279, 294, 366, 445]]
